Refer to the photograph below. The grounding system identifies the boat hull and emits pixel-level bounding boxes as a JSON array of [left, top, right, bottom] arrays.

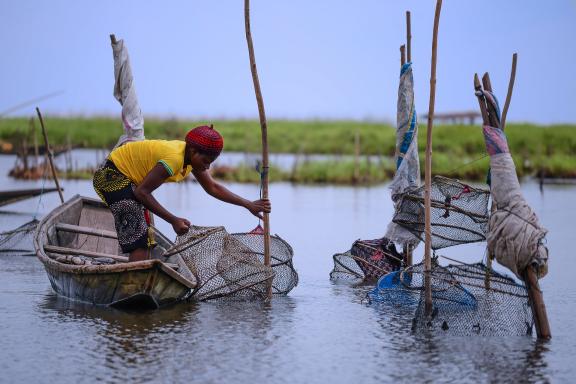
[[44, 261, 191, 310], [34, 195, 196, 310]]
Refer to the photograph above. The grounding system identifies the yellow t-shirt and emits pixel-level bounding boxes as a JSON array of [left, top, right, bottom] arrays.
[[109, 140, 192, 184]]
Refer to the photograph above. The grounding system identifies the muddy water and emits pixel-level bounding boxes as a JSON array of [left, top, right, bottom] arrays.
[[0, 153, 574, 383]]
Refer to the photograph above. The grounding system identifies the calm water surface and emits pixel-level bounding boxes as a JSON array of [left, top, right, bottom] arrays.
[[0, 154, 574, 383]]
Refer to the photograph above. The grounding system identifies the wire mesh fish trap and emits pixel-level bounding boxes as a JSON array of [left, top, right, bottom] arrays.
[[330, 238, 402, 281], [231, 230, 298, 295], [0, 219, 39, 256], [369, 261, 533, 336], [165, 225, 297, 301], [393, 176, 490, 250]]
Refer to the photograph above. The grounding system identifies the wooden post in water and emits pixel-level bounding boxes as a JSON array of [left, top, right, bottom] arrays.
[[524, 265, 551, 339], [244, 0, 272, 299], [36, 107, 64, 204], [424, 0, 443, 316]]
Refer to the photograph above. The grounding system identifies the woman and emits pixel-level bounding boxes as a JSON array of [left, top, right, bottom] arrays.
[[93, 125, 270, 262]]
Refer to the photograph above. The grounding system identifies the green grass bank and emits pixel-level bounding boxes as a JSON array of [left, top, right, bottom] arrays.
[[1, 117, 575, 182]]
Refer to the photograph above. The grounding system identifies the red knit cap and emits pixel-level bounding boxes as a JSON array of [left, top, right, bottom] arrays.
[[185, 124, 224, 157]]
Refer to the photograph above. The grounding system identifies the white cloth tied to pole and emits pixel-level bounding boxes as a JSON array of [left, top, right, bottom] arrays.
[[385, 63, 421, 247], [486, 135, 548, 279], [111, 39, 145, 148]]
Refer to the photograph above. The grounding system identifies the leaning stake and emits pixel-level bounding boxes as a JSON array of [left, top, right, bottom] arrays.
[[244, 0, 272, 298], [500, 53, 518, 130], [36, 107, 64, 204], [424, 0, 443, 315]]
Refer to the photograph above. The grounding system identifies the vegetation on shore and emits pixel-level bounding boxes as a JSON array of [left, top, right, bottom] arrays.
[[1, 117, 575, 183]]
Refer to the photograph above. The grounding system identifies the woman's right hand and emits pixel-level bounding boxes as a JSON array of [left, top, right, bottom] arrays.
[[171, 217, 191, 236]]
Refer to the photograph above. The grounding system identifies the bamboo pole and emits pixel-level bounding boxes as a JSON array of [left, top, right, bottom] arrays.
[[36, 107, 64, 204], [500, 53, 517, 130], [400, 45, 406, 67], [482, 62, 520, 290], [21, 135, 29, 173], [108, 33, 156, 251], [406, 11, 412, 63], [424, 0, 443, 316], [476, 74, 496, 289], [354, 130, 360, 183], [402, 10, 413, 267], [244, 0, 272, 299], [30, 117, 39, 169], [489, 57, 518, 287]]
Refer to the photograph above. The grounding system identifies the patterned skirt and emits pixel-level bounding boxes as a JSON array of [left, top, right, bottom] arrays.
[[93, 160, 155, 253]]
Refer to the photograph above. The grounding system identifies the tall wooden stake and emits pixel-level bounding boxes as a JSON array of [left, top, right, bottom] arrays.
[[244, 0, 272, 299], [36, 107, 64, 204], [404, 10, 413, 267], [406, 11, 412, 63], [524, 265, 551, 339], [424, 0, 443, 316]]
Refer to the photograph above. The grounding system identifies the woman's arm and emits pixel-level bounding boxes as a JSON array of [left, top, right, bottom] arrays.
[[193, 168, 271, 219], [134, 164, 190, 235]]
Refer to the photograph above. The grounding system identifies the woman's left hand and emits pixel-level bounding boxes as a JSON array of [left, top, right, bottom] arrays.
[[247, 199, 271, 219]]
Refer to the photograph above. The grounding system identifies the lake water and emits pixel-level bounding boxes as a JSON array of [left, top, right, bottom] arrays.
[[0, 153, 574, 383]]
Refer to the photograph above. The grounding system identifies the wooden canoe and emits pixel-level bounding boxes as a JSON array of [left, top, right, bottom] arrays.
[[0, 187, 61, 207], [33, 195, 196, 310]]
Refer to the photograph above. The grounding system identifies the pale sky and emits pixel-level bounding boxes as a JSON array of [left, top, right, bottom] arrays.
[[1, 0, 575, 124]]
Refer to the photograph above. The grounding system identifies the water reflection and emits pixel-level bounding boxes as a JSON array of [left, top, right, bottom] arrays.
[[331, 281, 552, 383], [35, 293, 296, 383], [38, 292, 198, 333], [387, 335, 552, 383]]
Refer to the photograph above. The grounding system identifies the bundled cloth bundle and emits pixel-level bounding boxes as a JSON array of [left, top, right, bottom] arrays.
[[111, 38, 145, 148], [483, 125, 548, 278], [385, 62, 421, 248]]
